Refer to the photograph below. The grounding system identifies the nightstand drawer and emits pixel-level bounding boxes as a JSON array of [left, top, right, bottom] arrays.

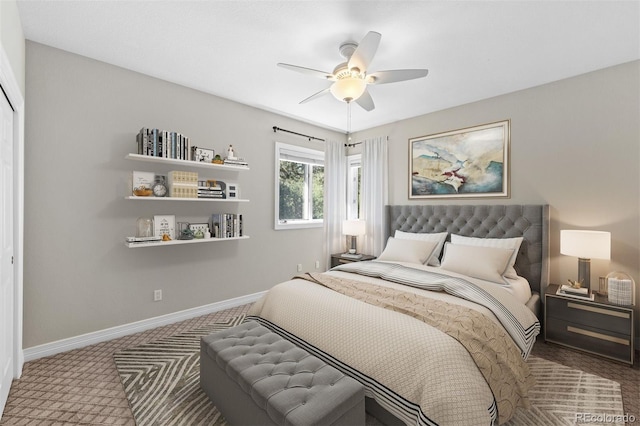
[[546, 318, 632, 363], [546, 297, 632, 335]]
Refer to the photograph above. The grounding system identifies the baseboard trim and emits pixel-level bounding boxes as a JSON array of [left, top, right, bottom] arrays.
[[23, 291, 266, 362]]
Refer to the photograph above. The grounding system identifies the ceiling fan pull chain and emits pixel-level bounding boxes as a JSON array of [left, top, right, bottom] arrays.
[[346, 102, 352, 142]]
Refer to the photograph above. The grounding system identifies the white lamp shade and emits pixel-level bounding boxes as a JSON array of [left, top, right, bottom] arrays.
[[330, 78, 366, 103], [560, 230, 611, 259], [342, 219, 366, 236]]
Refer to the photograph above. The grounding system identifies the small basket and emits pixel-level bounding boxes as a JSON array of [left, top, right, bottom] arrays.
[[606, 271, 635, 306]]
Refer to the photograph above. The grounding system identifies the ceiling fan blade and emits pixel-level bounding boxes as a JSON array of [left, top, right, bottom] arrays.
[[367, 69, 429, 85], [348, 31, 381, 73], [299, 87, 331, 104], [355, 89, 375, 111], [277, 63, 334, 80]]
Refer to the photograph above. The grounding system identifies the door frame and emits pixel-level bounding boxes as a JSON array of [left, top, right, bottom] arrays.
[[0, 45, 25, 379]]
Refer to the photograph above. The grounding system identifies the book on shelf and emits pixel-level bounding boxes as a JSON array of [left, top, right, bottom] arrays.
[[136, 128, 191, 160], [556, 285, 594, 300], [223, 158, 249, 167], [210, 213, 243, 238], [126, 236, 162, 243], [198, 180, 226, 199]]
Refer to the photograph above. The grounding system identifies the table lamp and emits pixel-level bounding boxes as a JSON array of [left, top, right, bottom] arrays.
[[342, 220, 366, 255], [560, 229, 611, 292]]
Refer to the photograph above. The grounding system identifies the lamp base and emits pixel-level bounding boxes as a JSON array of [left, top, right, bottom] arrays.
[[578, 257, 591, 292]]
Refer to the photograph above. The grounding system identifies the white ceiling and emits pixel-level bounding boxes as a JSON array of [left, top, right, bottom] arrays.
[[16, 1, 640, 133]]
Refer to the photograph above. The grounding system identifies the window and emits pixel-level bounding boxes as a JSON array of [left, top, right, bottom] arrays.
[[275, 142, 324, 230], [347, 154, 362, 220]]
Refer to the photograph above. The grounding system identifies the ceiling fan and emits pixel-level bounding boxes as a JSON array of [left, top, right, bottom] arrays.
[[278, 31, 428, 112]]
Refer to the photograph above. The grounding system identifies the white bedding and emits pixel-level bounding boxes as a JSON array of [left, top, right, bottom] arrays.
[[249, 260, 540, 425], [379, 260, 533, 305], [503, 275, 532, 305]]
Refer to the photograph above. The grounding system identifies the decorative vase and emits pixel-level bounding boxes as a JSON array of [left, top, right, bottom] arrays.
[[136, 217, 154, 238]]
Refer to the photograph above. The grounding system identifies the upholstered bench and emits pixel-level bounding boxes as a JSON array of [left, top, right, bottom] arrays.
[[200, 320, 365, 426]]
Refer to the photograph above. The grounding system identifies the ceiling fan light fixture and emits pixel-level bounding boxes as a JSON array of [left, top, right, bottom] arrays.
[[330, 77, 366, 103]]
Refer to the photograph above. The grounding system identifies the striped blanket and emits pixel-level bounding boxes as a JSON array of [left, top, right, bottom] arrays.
[[333, 261, 540, 358]]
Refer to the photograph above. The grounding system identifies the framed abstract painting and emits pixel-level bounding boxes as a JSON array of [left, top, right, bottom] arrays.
[[409, 120, 510, 199]]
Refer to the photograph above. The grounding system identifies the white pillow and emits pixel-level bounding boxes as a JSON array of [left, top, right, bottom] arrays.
[[377, 237, 439, 265], [440, 243, 514, 284], [450, 234, 523, 279], [394, 230, 448, 266]]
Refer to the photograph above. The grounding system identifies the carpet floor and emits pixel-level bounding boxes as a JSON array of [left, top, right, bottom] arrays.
[[1, 303, 638, 425]]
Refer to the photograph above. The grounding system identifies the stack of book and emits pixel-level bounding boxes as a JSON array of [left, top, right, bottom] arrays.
[[223, 157, 249, 167], [137, 128, 191, 160], [557, 284, 594, 300], [126, 236, 162, 244], [198, 180, 225, 199]]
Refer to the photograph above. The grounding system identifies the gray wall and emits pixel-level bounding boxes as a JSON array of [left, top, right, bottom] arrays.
[[24, 42, 343, 348], [352, 60, 640, 338]]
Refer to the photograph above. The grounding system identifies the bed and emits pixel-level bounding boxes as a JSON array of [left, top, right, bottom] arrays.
[[248, 204, 549, 426]]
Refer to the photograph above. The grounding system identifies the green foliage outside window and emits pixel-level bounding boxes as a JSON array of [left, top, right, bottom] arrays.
[[279, 160, 324, 221]]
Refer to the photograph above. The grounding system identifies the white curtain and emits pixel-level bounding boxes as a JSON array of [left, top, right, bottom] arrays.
[[360, 136, 388, 256], [323, 139, 347, 268]]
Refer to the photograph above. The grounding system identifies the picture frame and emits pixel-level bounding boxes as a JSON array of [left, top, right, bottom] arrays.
[[191, 146, 215, 163], [189, 223, 208, 238], [154, 215, 176, 240], [132, 171, 155, 196], [409, 120, 510, 199]]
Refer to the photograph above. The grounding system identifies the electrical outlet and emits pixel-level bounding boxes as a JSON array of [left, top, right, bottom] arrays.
[[297, 264, 303, 272], [154, 289, 162, 301], [315, 260, 320, 269]]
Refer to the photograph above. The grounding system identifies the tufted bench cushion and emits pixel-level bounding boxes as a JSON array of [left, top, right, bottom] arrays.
[[200, 320, 365, 426]]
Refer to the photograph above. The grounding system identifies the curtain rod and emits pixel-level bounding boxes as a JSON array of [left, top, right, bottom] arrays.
[[345, 135, 388, 147], [272, 126, 325, 142]]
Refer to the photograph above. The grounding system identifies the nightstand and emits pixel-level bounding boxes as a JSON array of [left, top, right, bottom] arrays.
[[544, 283, 634, 365], [330, 253, 376, 268]]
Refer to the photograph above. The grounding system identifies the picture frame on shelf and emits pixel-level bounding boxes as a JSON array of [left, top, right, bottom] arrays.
[[132, 171, 155, 196], [154, 215, 176, 240], [191, 146, 215, 163], [409, 120, 510, 199], [189, 223, 209, 239]]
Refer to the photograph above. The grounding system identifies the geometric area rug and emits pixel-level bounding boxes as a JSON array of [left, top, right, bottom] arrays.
[[114, 315, 625, 426], [504, 356, 625, 425], [113, 315, 245, 426]]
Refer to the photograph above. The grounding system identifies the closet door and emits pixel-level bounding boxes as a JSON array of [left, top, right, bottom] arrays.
[[0, 89, 14, 417]]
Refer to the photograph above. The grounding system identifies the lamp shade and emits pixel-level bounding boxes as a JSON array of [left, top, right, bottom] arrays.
[[342, 220, 366, 236], [560, 230, 611, 259], [330, 78, 366, 103]]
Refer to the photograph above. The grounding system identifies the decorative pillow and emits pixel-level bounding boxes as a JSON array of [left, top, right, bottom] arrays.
[[394, 230, 448, 266], [440, 243, 514, 284], [450, 234, 523, 279], [377, 237, 439, 265]]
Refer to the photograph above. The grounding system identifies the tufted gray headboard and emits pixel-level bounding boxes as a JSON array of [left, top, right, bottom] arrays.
[[386, 204, 549, 296]]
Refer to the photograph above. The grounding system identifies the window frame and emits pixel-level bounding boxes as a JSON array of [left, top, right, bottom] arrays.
[[274, 142, 325, 230]]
